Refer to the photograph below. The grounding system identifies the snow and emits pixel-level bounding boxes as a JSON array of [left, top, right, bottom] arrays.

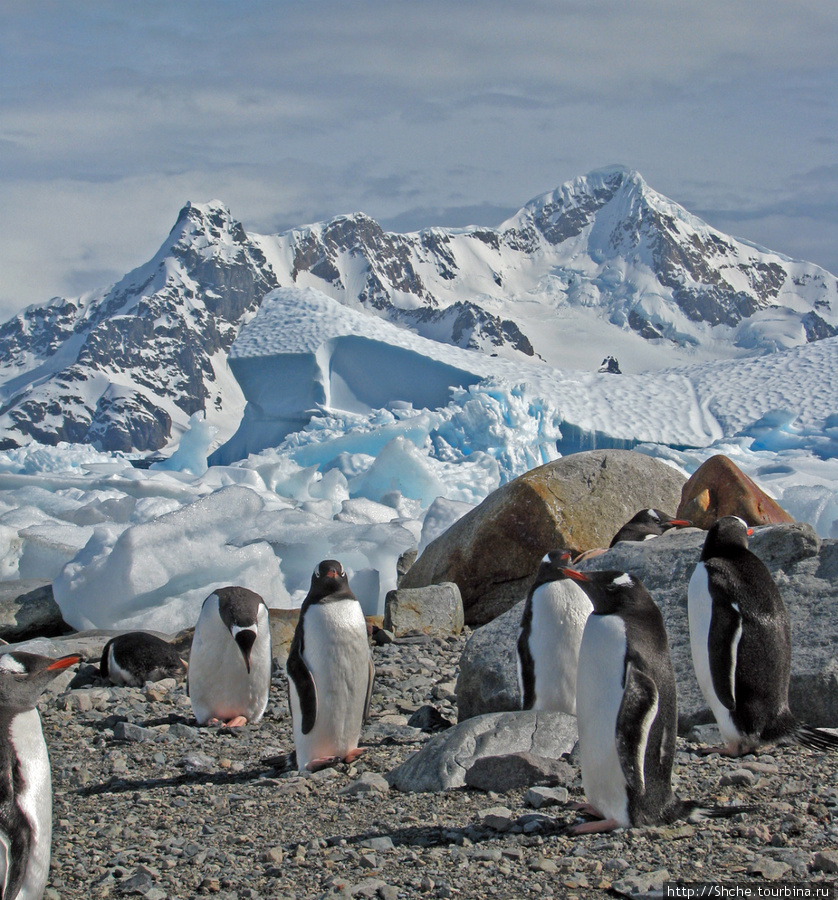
[[1, 285, 837, 632]]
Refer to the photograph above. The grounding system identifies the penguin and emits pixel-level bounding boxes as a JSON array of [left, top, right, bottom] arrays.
[[100, 632, 186, 687], [286, 559, 375, 772], [688, 515, 838, 756], [610, 508, 692, 547], [0, 651, 80, 900], [517, 550, 592, 715], [561, 568, 751, 833], [188, 586, 272, 727]]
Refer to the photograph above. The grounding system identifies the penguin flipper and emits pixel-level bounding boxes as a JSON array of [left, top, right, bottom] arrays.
[[363, 655, 375, 724], [707, 596, 742, 711], [286, 630, 317, 735], [616, 661, 660, 794]]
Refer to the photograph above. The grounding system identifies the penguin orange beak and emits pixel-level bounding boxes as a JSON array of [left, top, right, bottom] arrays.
[[560, 567, 589, 583], [669, 518, 692, 527], [46, 654, 81, 671]]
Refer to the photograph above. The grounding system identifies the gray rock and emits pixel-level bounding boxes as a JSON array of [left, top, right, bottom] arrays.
[[525, 785, 569, 808], [464, 751, 573, 792], [386, 710, 577, 793], [456, 603, 521, 721], [383, 583, 464, 638], [113, 721, 157, 743], [0, 579, 70, 641]]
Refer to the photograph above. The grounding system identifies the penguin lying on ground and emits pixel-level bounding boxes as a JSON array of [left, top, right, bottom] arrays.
[[688, 516, 838, 756], [188, 586, 272, 727], [100, 632, 186, 687], [286, 560, 375, 772], [560, 567, 752, 834], [517, 550, 591, 715], [0, 651, 80, 900], [610, 508, 692, 547]]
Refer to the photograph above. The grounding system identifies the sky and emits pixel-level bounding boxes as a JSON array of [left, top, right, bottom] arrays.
[[1, 1, 837, 322]]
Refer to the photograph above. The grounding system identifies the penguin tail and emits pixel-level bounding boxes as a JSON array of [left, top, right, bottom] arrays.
[[673, 800, 756, 823], [794, 723, 838, 752]]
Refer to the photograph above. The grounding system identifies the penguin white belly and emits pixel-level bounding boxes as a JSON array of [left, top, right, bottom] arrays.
[[529, 582, 590, 715], [9, 709, 52, 900], [576, 615, 631, 827], [688, 563, 739, 744], [190, 602, 271, 724], [293, 599, 371, 768]]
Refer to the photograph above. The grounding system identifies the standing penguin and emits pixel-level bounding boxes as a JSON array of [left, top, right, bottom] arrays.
[[188, 586, 272, 727], [688, 516, 838, 756], [517, 550, 592, 715], [561, 568, 750, 833], [286, 560, 375, 772], [610, 509, 692, 547], [0, 651, 80, 900]]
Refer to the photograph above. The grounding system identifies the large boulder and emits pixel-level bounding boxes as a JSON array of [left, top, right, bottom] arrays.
[[676, 454, 794, 528], [400, 450, 686, 625], [0, 580, 72, 642], [455, 523, 838, 730], [387, 710, 577, 793]]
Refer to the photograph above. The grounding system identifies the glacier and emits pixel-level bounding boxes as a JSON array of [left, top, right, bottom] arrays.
[[1, 285, 837, 632]]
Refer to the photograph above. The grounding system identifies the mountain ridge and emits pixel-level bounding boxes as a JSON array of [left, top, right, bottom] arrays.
[[1, 166, 835, 454]]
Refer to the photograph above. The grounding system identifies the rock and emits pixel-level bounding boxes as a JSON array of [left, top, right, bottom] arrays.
[[268, 608, 300, 666], [113, 721, 157, 743], [383, 583, 464, 637], [812, 849, 838, 874], [455, 600, 521, 721], [524, 785, 569, 809], [746, 856, 792, 880], [677, 454, 794, 528], [478, 806, 515, 831], [406, 705, 453, 732], [338, 772, 390, 795], [386, 710, 577, 793], [0, 579, 72, 641], [400, 450, 687, 625], [455, 521, 838, 727], [464, 752, 573, 792]]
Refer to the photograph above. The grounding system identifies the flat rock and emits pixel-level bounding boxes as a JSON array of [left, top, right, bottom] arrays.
[[386, 710, 577, 793]]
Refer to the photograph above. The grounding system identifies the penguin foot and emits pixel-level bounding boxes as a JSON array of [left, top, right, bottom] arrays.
[[223, 716, 248, 727], [696, 742, 757, 758], [567, 817, 621, 836], [342, 748, 365, 764], [567, 801, 605, 818], [306, 756, 342, 772]]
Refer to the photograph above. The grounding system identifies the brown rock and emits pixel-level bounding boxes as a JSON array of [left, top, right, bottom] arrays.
[[400, 450, 686, 625], [676, 454, 794, 529], [268, 607, 299, 666]]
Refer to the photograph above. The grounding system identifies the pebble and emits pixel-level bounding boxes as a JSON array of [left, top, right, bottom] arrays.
[[36, 626, 838, 899]]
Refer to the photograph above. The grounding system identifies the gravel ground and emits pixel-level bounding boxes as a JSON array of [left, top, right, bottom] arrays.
[[40, 629, 838, 900]]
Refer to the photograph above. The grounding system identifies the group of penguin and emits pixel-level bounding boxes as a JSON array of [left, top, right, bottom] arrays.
[[3, 508, 838, 898], [517, 509, 838, 835], [0, 559, 372, 900]]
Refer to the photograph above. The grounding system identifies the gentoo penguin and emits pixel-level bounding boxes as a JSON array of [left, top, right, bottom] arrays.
[[0, 651, 80, 900], [286, 560, 375, 772], [610, 509, 692, 547], [100, 632, 186, 687], [517, 550, 592, 715], [688, 516, 838, 756], [561, 568, 751, 833], [188, 586, 272, 727]]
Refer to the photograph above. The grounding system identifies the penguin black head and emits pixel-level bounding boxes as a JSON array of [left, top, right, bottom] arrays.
[[532, 549, 574, 588], [560, 568, 652, 617], [0, 651, 81, 712], [309, 559, 353, 601], [610, 509, 692, 547], [700, 515, 753, 560], [214, 586, 265, 674]]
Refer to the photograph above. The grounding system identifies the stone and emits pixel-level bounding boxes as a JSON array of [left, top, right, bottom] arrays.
[[812, 850, 838, 874], [456, 601, 521, 721], [386, 710, 577, 793], [0, 579, 71, 641], [454, 521, 838, 727], [268, 608, 300, 667], [677, 454, 794, 528], [746, 857, 792, 880], [113, 721, 157, 743], [478, 806, 515, 831], [400, 450, 687, 625], [464, 752, 573, 792], [525, 786, 569, 809], [383, 583, 464, 637], [338, 772, 390, 795]]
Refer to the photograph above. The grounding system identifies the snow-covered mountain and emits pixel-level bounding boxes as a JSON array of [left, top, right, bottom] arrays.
[[1, 166, 836, 455]]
